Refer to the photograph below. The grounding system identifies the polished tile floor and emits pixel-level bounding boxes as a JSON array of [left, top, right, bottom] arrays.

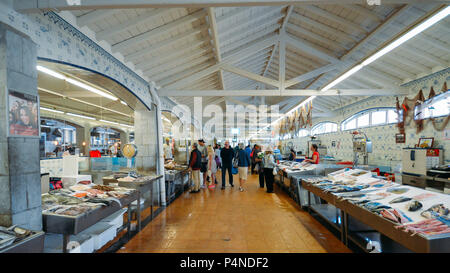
[[118, 172, 351, 253]]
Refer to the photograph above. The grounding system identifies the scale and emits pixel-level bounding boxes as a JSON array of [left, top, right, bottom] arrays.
[[122, 143, 138, 170], [352, 131, 372, 167]]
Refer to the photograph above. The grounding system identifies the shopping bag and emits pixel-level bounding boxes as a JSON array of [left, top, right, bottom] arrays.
[[272, 168, 277, 176], [232, 167, 238, 175]]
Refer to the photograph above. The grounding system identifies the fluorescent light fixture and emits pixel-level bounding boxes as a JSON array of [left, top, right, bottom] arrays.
[[67, 112, 96, 120], [100, 119, 119, 125], [362, 6, 450, 66], [36, 65, 117, 101], [66, 78, 117, 101], [120, 100, 127, 106], [40, 107, 64, 114], [322, 65, 363, 91], [37, 65, 66, 80], [119, 123, 134, 128], [321, 6, 450, 92]]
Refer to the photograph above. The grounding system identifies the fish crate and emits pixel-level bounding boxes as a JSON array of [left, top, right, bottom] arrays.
[[78, 222, 116, 251], [44, 233, 94, 253], [100, 208, 127, 230]]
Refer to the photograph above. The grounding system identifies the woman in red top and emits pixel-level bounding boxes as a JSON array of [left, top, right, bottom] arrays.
[[304, 144, 320, 164]]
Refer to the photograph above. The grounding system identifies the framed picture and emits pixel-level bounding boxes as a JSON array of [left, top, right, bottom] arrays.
[[395, 133, 405, 143], [8, 90, 39, 137], [418, 137, 434, 148]]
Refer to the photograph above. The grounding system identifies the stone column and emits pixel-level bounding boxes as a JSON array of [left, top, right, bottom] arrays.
[[0, 22, 41, 230]]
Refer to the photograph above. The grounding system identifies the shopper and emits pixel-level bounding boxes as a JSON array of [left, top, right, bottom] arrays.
[[262, 146, 276, 193], [220, 140, 235, 190], [253, 145, 265, 188], [250, 144, 257, 174], [304, 144, 320, 164], [207, 145, 217, 189], [188, 143, 202, 193], [198, 139, 208, 188], [289, 148, 296, 161], [237, 143, 251, 192], [214, 145, 221, 185]]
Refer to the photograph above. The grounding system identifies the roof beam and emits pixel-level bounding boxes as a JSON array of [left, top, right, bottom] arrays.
[[301, 5, 368, 34], [17, 1, 446, 12], [219, 8, 283, 39], [290, 11, 358, 44], [285, 33, 339, 63], [76, 10, 119, 27], [126, 26, 208, 62], [159, 88, 408, 97], [263, 5, 292, 77], [221, 64, 280, 87], [145, 49, 211, 76], [222, 33, 278, 63], [163, 63, 222, 89], [112, 9, 206, 52], [135, 40, 208, 71], [207, 7, 225, 90], [158, 61, 215, 87], [346, 5, 384, 23], [96, 8, 174, 41], [286, 23, 350, 51], [149, 53, 215, 81], [284, 63, 338, 88], [221, 26, 280, 55]]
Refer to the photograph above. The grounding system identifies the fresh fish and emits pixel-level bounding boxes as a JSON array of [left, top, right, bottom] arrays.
[[387, 187, 409, 194], [389, 196, 412, 204], [421, 204, 449, 219], [406, 201, 423, 212]]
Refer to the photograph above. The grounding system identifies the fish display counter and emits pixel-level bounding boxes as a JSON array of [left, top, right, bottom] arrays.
[[41, 183, 140, 253], [0, 227, 44, 253], [275, 161, 350, 207], [116, 174, 164, 228], [302, 168, 450, 253]]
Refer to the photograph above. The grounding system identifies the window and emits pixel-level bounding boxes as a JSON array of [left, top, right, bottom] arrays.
[[311, 122, 337, 135], [371, 110, 386, 125], [341, 107, 401, 131], [414, 91, 449, 120], [297, 129, 310, 137], [357, 113, 370, 127]]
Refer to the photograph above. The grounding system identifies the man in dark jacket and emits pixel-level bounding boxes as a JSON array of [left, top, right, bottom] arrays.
[[188, 143, 202, 193], [220, 140, 235, 190], [237, 143, 251, 192]]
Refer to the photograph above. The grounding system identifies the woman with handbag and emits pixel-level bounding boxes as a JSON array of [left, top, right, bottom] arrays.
[[262, 146, 276, 193], [207, 145, 217, 189]]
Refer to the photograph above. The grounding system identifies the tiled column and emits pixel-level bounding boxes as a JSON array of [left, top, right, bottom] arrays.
[[0, 22, 41, 230]]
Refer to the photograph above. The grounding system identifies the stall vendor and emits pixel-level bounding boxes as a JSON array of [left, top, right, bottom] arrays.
[[304, 144, 320, 164]]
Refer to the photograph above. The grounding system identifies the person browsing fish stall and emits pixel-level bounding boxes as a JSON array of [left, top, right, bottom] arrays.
[[253, 145, 265, 188], [304, 144, 320, 164], [188, 143, 202, 193], [198, 139, 208, 187], [207, 145, 217, 189], [237, 143, 251, 192], [220, 141, 235, 190], [262, 146, 276, 193]]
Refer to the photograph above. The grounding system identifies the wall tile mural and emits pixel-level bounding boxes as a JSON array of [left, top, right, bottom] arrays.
[[0, 4, 153, 109], [283, 69, 449, 171]]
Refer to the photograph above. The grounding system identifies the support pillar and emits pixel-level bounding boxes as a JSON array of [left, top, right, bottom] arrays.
[[0, 22, 42, 230]]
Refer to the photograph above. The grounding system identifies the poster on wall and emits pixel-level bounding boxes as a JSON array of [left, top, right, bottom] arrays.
[[8, 90, 39, 136]]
